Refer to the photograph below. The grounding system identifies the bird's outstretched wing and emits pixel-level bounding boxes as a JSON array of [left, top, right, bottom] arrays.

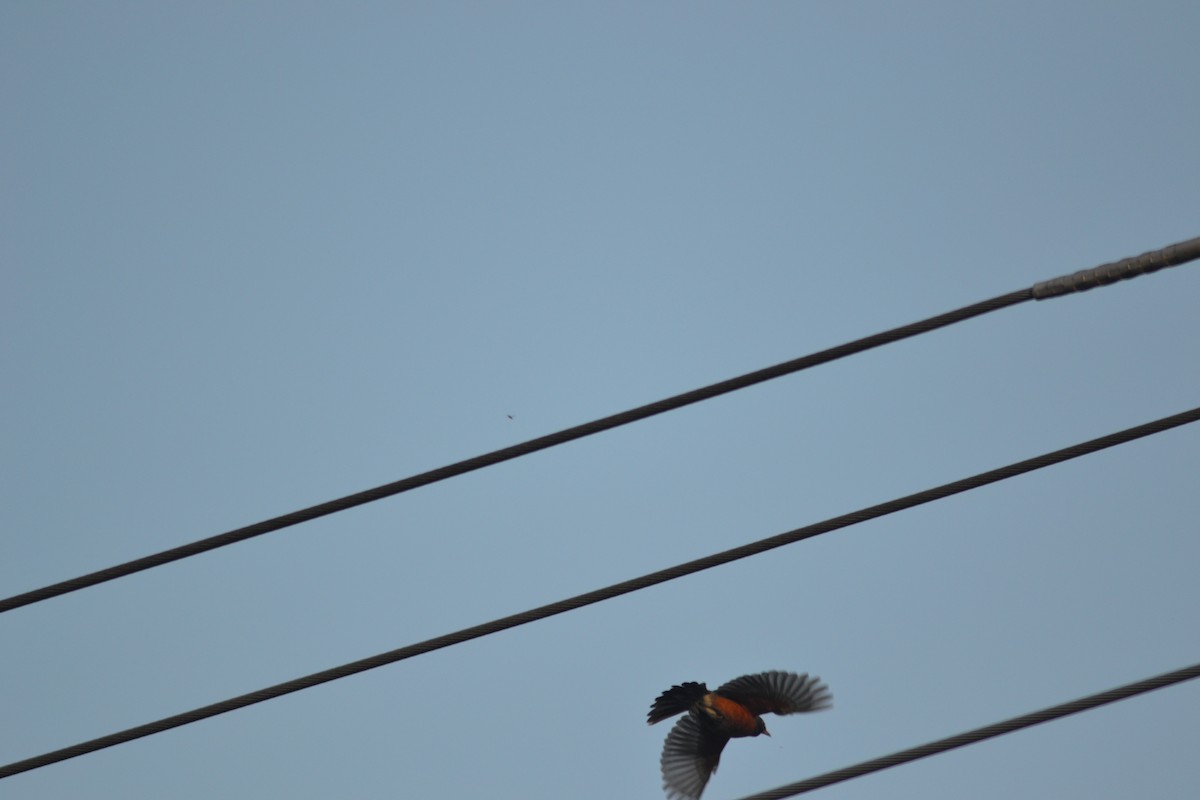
[[660, 710, 728, 800], [715, 671, 831, 716], [648, 681, 709, 724]]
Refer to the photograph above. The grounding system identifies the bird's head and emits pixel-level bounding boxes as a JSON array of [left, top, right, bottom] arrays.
[[755, 718, 771, 737]]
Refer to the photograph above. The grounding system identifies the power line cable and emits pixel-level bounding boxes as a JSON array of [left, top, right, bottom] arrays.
[[1, 405, 1196, 780], [2, 236, 1197, 615], [734, 661, 1200, 799]]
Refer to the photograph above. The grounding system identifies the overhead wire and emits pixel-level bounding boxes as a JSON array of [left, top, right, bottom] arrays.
[[1, 405, 1196, 780], [2, 235, 1197, 615], [734, 661, 1200, 799]]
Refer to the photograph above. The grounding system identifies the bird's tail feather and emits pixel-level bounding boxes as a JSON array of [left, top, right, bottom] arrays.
[[647, 682, 709, 725]]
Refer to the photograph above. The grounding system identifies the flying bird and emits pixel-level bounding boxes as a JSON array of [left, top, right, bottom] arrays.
[[648, 670, 831, 800]]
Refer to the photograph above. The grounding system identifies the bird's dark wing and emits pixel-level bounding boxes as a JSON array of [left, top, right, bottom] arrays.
[[661, 710, 728, 800], [648, 681, 709, 725], [715, 671, 831, 716]]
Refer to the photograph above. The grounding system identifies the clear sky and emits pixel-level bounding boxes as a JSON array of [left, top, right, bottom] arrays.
[[3, 3, 1198, 798]]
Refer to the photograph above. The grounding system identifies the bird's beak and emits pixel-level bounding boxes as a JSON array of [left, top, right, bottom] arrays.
[[763, 729, 771, 737]]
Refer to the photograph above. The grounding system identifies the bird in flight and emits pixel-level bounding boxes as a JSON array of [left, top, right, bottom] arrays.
[[647, 670, 831, 800]]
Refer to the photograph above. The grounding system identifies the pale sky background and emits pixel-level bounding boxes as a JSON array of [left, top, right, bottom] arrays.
[[3, 3, 1199, 799]]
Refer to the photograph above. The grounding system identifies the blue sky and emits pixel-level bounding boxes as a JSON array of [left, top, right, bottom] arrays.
[[3, 3, 1198, 798]]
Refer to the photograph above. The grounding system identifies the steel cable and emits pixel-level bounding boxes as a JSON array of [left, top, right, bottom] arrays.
[[3, 236, 1196, 614], [735, 662, 1200, 799], [1, 405, 1196, 780]]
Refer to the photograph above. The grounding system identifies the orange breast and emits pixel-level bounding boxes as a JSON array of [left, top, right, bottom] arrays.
[[701, 694, 761, 737]]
